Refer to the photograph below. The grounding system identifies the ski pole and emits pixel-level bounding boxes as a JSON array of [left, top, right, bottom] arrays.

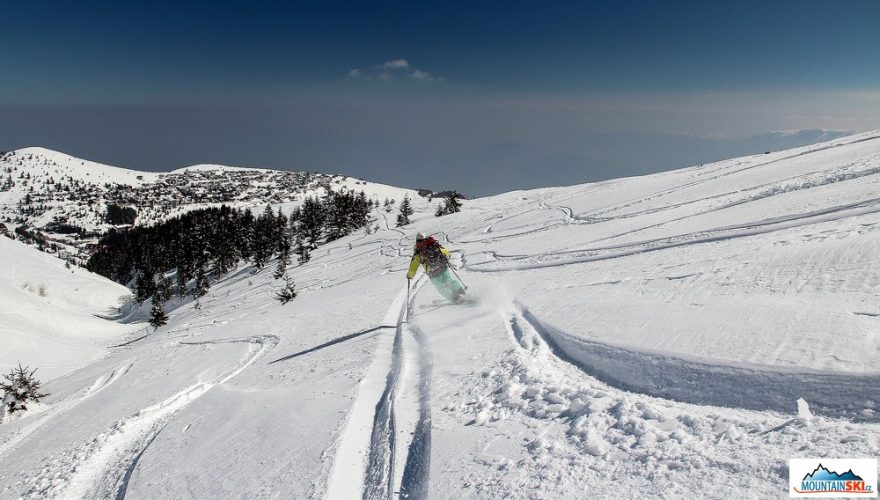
[[449, 265, 468, 290]]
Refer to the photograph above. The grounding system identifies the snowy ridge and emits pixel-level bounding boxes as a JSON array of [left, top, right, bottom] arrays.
[[0, 146, 420, 261], [1, 131, 879, 498], [8, 147, 159, 186]]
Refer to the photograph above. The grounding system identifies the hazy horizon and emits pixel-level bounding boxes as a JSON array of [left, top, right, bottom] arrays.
[[2, 0, 878, 196]]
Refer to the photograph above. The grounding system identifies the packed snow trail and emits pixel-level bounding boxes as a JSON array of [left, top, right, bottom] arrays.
[[398, 300, 433, 499], [327, 278, 433, 500], [0, 361, 134, 461], [361, 292, 408, 500], [21, 336, 277, 500]]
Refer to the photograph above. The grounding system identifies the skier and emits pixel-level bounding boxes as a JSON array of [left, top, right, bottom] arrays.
[[407, 232, 467, 303]]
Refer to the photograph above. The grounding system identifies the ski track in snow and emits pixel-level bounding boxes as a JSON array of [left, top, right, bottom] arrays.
[[559, 134, 880, 223], [467, 197, 880, 272], [0, 361, 135, 461], [326, 277, 433, 500], [398, 299, 433, 499], [20, 335, 278, 500], [459, 139, 880, 249]]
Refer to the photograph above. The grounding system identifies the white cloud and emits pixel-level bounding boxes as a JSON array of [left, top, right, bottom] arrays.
[[410, 69, 433, 81], [378, 59, 410, 70], [347, 58, 442, 82]]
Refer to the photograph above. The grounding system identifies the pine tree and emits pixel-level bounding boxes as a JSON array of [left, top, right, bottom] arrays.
[[176, 263, 193, 298], [150, 295, 169, 329], [325, 190, 350, 241], [276, 275, 297, 304], [214, 204, 239, 274], [299, 196, 325, 247], [435, 203, 446, 217], [274, 230, 291, 279], [397, 195, 414, 226], [444, 191, 462, 214], [274, 211, 292, 279], [193, 266, 209, 299], [353, 191, 370, 229], [135, 270, 157, 304], [252, 204, 276, 268], [295, 234, 311, 264], [238, 208, 256, 262], [157, 274, 173, 302], [1, 364, 48, 419]]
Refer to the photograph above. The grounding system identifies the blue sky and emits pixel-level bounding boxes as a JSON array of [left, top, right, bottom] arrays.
[[2, 0, 879, 195]]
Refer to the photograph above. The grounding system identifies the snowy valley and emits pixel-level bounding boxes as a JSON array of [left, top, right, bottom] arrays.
[[1, 132, 880, 499]]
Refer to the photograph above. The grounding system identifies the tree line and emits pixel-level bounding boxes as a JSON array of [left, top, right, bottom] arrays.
[[87, 189, 378, 328]]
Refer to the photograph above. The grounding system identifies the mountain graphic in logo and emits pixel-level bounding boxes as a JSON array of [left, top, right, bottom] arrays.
[[803, 464, 864, 482]]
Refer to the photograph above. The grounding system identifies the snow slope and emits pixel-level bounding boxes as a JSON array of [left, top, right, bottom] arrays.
[[0, 237, 135, 381], [7, 147, 160, 186], [1, 132, 879, 498]]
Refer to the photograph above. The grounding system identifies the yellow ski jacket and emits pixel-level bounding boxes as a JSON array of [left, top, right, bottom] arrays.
[[407, 246, 451, 279]]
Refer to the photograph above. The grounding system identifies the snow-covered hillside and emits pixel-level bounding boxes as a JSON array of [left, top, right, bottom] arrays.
[[0, 237, 135, 381], [0, 147, 419, 262], [1, 132, 879, 498]]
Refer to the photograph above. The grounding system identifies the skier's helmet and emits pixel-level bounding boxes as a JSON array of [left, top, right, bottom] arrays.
[[416, 232, 427, 241]]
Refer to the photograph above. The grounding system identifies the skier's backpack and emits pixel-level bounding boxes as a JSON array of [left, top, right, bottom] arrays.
[[417, 236, 447, 274]]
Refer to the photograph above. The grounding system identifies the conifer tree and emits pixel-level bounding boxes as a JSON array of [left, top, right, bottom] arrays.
[[157, 274, 173, 302], [251, 204, 275, 268], [1, 364, 48, 419], [238, 208, 256, 262], [150, 297, 168, 329], [176, 263, 194, 298], [435, 191, 462, 217], [444, 191, 462, 214], [135, 270, 157, 304], [274, 214, 292, 280], [325, 190, 349, 241], [193, 265, 209, 299], [295, 233, 311, 264], [353, 191, 370, 229], [397, 195, 414, 226], [214, 204, 239, 273], [276, 274, 297, 304], [299, 196, 325, 247]]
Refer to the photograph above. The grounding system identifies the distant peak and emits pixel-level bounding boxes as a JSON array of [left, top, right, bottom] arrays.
[[12, 146, 68, 156]]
